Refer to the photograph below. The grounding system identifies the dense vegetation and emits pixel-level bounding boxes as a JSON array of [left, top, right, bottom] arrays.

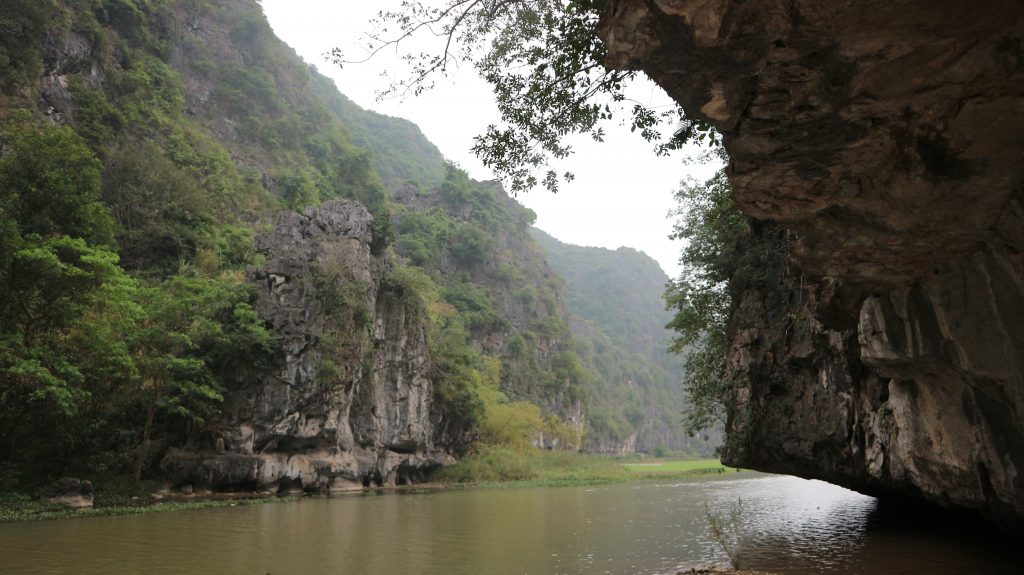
[[389, 166, 586, 451], [0, 0, 345, 490], [350, 1, 746, 444], [0, 117, 276, 487], [0, 0, 631, 497]]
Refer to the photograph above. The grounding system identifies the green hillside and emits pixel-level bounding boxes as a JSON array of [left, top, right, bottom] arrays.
[[0, 0, 583, 489], [531, 229, 715, 455]]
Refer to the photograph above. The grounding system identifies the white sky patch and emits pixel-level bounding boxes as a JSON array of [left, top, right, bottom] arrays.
[[260, 0, 720, 277]]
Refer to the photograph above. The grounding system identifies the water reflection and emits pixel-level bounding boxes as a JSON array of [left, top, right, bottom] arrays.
[[690, 475, 1015, 575], [693, 476, 876, 572], [0, 473, 1016, 575]]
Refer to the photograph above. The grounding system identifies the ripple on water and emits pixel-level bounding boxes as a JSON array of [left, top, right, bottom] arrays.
[[0, 474, 1018, 575]]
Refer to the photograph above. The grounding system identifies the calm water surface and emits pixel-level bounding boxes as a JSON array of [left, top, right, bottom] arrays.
[[0, 473, 1016, 574]]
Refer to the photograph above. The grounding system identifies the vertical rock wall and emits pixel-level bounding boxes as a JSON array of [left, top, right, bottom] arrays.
[[164, 200, 454, 492]]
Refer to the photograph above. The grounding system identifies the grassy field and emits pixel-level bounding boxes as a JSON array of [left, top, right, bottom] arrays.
[[622, 459, 734, 475], [435, 447, 736, 488]]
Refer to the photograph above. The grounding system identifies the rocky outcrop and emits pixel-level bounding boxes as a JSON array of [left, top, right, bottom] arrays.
[[40, 478, 94, 509], [599, 1, 1024, 529], [163, 200, 455, 492]]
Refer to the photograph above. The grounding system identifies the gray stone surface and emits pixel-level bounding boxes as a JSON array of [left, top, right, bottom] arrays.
[[163, 200, 454, 492], [41, 477, 94, 509]]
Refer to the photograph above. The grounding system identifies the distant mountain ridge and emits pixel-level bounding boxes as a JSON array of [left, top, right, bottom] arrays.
[[531, 229, 714, 455]]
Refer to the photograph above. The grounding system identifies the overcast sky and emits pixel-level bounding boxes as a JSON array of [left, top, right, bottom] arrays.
[[260, 0, 719, 277]]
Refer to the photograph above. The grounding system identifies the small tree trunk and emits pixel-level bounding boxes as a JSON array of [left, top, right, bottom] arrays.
[[132, 389, 160, 488]]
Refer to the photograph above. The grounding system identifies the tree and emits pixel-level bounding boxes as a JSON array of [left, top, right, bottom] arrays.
[[0, 237, 139, 481], [0, 122, 135, 481], [101, 141, 210, 272], [333, 0, 715, 193], [664, 168, 743, 434], [449, 221, 496, 266], [0, 122, 113, 247], [128, 275, 276, 483], [665, 161, 783, 436]]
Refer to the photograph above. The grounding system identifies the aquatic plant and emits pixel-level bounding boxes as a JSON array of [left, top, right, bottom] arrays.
[[705, 497, 744, 569]]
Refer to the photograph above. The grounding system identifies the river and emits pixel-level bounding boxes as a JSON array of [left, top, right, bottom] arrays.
[[0, 473, 1016, 574]]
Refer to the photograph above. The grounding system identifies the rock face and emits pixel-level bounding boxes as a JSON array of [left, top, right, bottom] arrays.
[[164, 200, 455, 492], [600, 0, 1024, 529], [41, 478, 94, 509]]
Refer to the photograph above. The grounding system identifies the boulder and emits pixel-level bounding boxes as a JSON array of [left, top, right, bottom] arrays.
[[41, 477, 93, 510]]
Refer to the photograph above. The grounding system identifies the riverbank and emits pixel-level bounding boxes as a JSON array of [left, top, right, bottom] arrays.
[[0, 453, 734, 522], [434, 447, 734, 487], [0, 490, 289, 522], [0, 473, 299, 523]]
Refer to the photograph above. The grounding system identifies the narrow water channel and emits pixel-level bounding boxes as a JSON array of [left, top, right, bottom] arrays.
[[0, 473, 1015, 574]]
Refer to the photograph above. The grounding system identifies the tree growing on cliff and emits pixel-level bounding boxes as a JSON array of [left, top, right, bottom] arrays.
[[665, 161, 784, 436], [333, 0, 714, 193], [665, 167, 743, 435]]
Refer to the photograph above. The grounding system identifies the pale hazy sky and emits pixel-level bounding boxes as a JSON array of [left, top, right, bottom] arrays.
[[260, 1, 719, 277]]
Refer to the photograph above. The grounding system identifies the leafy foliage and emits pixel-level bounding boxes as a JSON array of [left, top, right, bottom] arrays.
[[101, 141, 211, 272], [0, 0, 615, 489], [0, 116, 278, 486], [665, 169, 742, 434], [0, 122, 113, 246], [389, 164, 586, 451], [311, 80, 447, 189], [0, 237, 138, 475], [665, 164, 783, 435], [0, 0, 65, 102], [335, 0, 715, 193]]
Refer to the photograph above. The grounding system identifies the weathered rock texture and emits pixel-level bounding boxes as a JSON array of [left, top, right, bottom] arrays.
[[600, 0, 1024, 529], [41, 478, 94, 510], [164, 200, 455, 492]]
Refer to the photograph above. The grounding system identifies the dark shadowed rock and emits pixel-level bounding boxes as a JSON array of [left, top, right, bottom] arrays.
[[41, 477, 93, 509], [599, 0, 1024, 530]]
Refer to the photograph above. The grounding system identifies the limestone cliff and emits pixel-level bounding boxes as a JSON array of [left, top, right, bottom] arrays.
[[600, 0, 1024, 529], [164, 200, 455, 492]]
